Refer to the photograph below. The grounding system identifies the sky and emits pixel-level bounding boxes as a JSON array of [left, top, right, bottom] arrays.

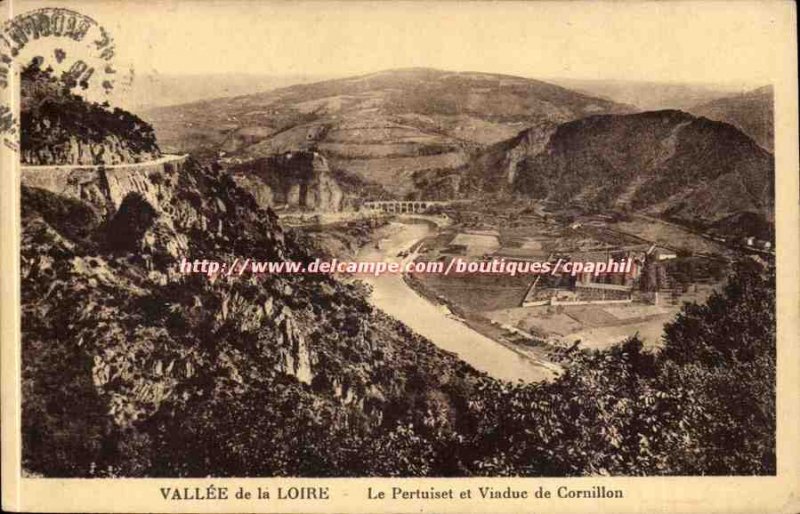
[[7, 0, 792, 88]]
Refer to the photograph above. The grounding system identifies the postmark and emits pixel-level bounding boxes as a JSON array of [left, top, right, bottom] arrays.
[[0, 7, 123, 152]]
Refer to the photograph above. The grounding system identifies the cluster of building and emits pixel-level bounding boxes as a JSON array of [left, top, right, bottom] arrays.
[[436, 226, 685, 308], [517, 244, 678, 307]]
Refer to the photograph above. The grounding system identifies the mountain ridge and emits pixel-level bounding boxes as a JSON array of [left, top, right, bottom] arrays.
[[142, 67, 633, 196], [507, 109, 774, 236], [687, 85, 773, 151], [20, 63, 777, 478]]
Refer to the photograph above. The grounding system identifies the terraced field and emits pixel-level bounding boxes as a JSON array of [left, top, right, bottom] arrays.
[[143, 68, 630, 197]]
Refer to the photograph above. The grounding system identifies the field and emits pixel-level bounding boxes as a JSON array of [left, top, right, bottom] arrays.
[[412, 205, 731, 352], [485, 303, 680, 350], [450, 232, 501, 255], [564, 319, 672, 350], [415, 272, 532, 312], [611, 216, 728, 255]]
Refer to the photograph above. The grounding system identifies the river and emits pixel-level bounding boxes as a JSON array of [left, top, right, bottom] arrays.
[[356, 221, 554, 383]]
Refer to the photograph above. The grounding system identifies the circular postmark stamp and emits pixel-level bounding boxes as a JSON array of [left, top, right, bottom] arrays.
[[1, 7, 126, 152]]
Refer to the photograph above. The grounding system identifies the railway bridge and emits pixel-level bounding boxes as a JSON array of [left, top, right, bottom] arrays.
[[361, 200, 455, 214]]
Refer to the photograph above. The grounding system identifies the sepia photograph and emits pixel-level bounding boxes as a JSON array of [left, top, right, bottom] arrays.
[[1, 0, 798, 512]]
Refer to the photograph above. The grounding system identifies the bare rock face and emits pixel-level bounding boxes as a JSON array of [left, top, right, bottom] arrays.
[[21, 144, 474, 477], [463, 119, 558, 193], [21, 156, 197, 260], [227, 151, 344, 211], [273, 305, 313, 384], [22, 134, 161, 165]]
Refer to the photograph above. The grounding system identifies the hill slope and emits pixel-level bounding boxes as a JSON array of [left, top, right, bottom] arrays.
[[23, 157, 488, 477], [21, 67, 776, 478], [21, 68, 484, 477], [688, 85, 773, 151], [504, 110, 774, 235], [548, 78, 740, 111], [143, 68, 632, 197], [21, 61, 161, 165]]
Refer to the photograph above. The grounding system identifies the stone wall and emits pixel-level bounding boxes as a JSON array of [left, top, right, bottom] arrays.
[[20, 154, 190, 213]]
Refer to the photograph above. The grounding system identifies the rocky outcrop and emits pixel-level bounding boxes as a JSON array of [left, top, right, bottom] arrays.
[[22, 150, 477, 477], [22, 134, 161, 165], [20, 155, 190, 209], [21, 60, 161, 166], [227, 151, 344, 211], [463, 120, 558, 194]]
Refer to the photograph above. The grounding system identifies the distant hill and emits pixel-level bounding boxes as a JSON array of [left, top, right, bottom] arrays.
[[140, 69, 773, 237], [548, 78, 748, 112], [687, 86, 773, 151], [142, 68, 632, 197], [507, 110, 774, 235], [115, 73, 331, 111], [20, 63, 778, 478]]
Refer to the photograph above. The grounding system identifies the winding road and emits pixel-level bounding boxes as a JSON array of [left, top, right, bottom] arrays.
[[20, 153, 188, 171]]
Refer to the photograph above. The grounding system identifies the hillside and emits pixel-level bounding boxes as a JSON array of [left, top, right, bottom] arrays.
[[22, 156, 494, 477], [548, 78, 741, 111], [21, 68, 484, 477], [22, 70, 776, 477], [143, 68, 632, 198], [21, 60, 161, 165], [688, 85, 773, 151], [114, 72, 331, 111], [500, 110, 774, 236]]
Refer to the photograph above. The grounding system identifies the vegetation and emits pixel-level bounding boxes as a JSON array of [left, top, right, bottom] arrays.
[[689, 85, 774, 152], [20, 68, 775, 478], [513, 110, 774, 240], [20, 60, 160, 164], [23, 167, 775, 477], [460, 262, 774, 476]]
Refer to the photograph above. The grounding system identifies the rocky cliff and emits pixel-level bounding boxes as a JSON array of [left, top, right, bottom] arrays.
[[225, 151, 345, 211], [21, 68, 484, 477], [22, 153, 480, 477], [20, 155, 189, 215], [479, 110, 775, 236], [462, 119, 558, 194], [21, 133, 161, 165]]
